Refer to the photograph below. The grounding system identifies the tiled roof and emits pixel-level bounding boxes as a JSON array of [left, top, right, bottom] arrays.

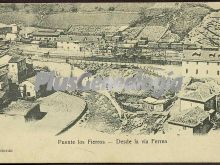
[[183, 49, 220, 62], [179, 88, 215, 103], [168, 106, 210, 128], [143, 97, 167, 104], [186, 81, 220, 95], [186, 82, 204, 90], [32, 31, 60, 37]]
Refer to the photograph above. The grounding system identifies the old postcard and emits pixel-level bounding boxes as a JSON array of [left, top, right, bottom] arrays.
[[0, 2, 220, 163]]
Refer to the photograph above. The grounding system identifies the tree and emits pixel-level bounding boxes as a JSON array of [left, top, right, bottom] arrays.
[[70, 5, 78, 12], [138, 7, 146, 21], [108, 6, 115, 11]]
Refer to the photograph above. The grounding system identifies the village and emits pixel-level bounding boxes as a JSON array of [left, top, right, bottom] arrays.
[[0, 3, 220, 136]]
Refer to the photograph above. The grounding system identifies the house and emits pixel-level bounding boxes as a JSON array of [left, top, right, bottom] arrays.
[[142, 97, 168, 111], [26, 58, 34, 78], [113, 36, 122, 43], [105, 34, 113, 41], [185, 80, 220, 112], [10, 24, 18, 34], [32, 29, 61, 41], [117, 43, 137, 55], [148, 42, 159, 49], [165, 50, 182, 65], [3, 100, 44, 122], [0, 23, 12, 34], [138, 39, 148, 46], [39, 40, 57, 48], [0, 91, 9, 108], [125, 40, 138, 46], [8, 56, 27, 84], [179, 88, 216, 111], [19, 76, 47, 100], [0, 64, 9, 91], [168, 106, 213, 135], [170, 42, 183, 50], [62, 35, 102, 44], [19, 27, 36, 38], [182, 49, 220, 78], [0, 64, 10, 107], [158, 42, 170, 49], [118, 43, 137, 49], [56, 37, 82, 52], [5, 33, 17, 41], [183, 43, 199, 50]]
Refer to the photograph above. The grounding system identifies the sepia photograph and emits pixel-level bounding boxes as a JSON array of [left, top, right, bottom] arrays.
[[0, 2, 220, 163]]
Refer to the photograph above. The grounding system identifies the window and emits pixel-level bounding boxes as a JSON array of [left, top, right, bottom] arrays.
[[218, 71, 220, 75], [196, 69, 198, 74], [186, 61, 189, 64], [218, 62, 220, 66], [183, 126, 186, 130], [207, 62, 209, 65], [27, 92, 30, 96], [206, 70, 208, 74], [196, 61, 198, 65], [186, 69, 188, 74]]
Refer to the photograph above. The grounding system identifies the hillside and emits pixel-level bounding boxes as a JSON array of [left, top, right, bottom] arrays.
[[184, 11, 220, 47], [0, 2, 215, 41], [131, 3, 212, 40]]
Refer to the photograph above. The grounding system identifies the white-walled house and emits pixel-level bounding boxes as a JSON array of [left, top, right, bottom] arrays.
[[32, 29, 61, 41], [8, 56, 27, 84], [57, 41, 82, 52], [10, 24, 18, 34], [168, 106, 212, 135], [182, 49, 220, 79], [179, 88, 216, 111], [19, 76, 47, 99], [19, 77, 36, 98], [142, 97, 168, 111], [56, 39, 82, 52], [5, 33, 17, 41]]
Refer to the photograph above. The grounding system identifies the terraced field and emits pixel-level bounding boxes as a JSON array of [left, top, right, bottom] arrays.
[[0, 11, 138, 28]]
